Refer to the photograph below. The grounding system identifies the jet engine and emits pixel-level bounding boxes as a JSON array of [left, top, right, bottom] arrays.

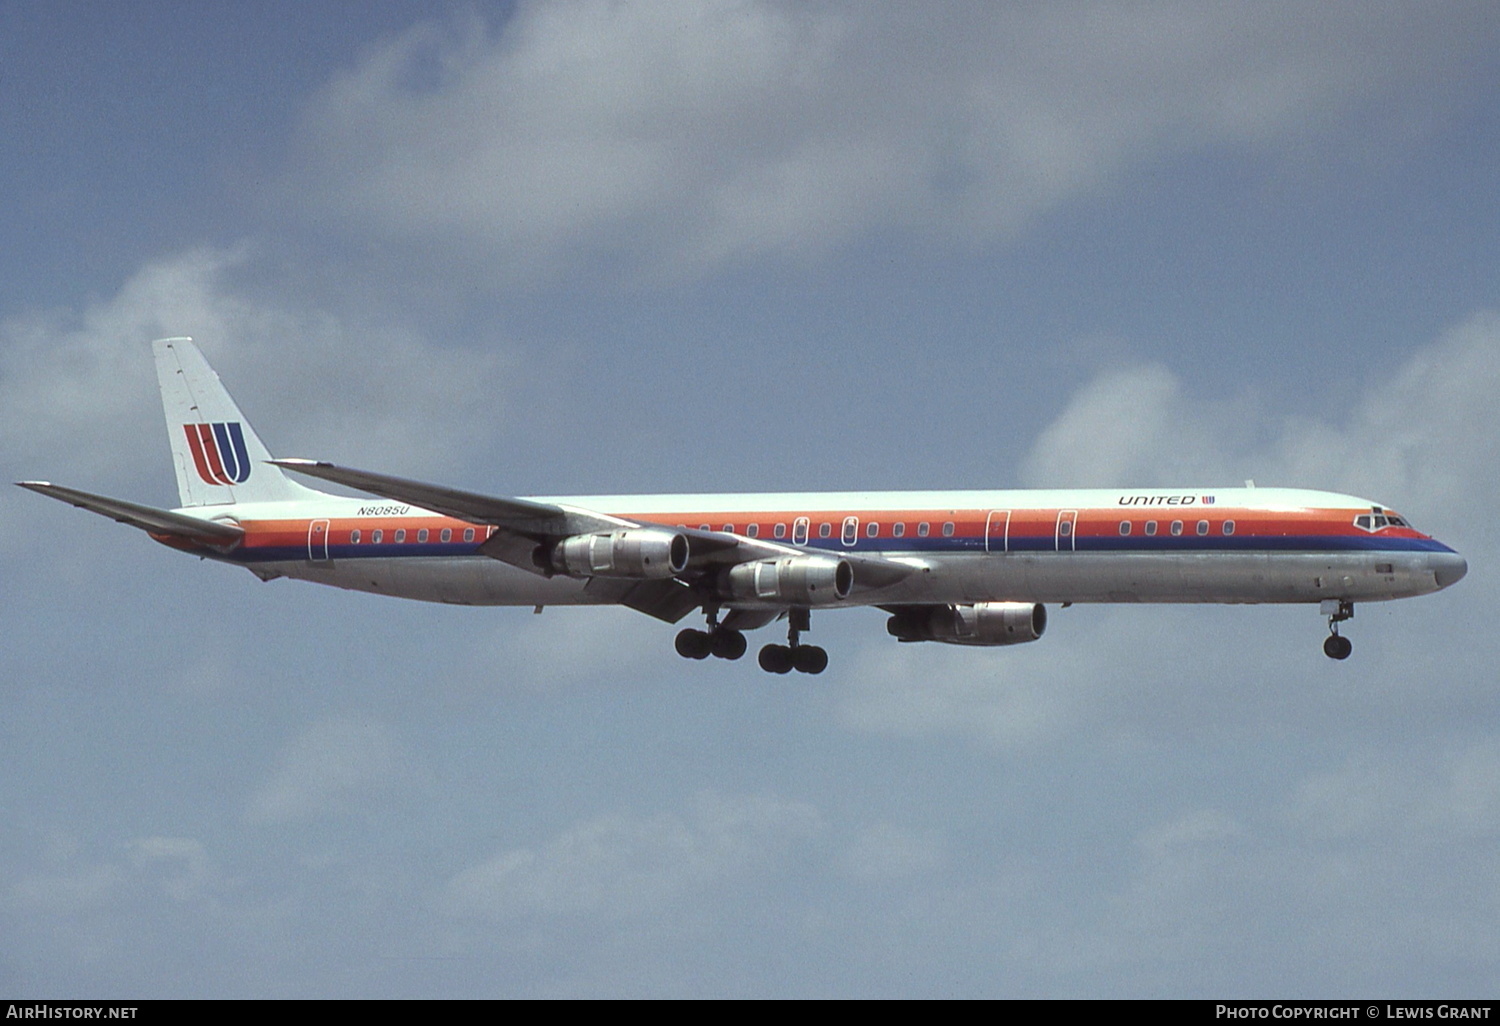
[[549, 528, 689, 579], [886, 602, 1046, 646], [721, 556, 853, 606]]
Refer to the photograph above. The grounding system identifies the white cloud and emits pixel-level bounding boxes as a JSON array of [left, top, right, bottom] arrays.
[[1021, 311, 1500, 536], [293, 1, 1492, 278], [0, 248, 516, 498], [0, 248, 242, 490], [845, 311, 1500, 747], [1019, 364, 1252, 487]]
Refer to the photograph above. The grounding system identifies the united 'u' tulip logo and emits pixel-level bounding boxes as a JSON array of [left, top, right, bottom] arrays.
[[183, 422, 251, 485]]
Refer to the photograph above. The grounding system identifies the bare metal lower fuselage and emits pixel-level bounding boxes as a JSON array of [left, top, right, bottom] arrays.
[[244, 548, 1459, 610]]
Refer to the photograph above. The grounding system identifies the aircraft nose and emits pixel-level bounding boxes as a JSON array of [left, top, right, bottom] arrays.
[[1429, 551, 1468, 588]]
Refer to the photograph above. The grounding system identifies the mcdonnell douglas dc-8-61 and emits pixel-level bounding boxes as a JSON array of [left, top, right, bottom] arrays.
[[20, 338, 1467, 672]]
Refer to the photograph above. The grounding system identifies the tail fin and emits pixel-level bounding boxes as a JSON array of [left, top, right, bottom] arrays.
[[153, 337, 322, 507]]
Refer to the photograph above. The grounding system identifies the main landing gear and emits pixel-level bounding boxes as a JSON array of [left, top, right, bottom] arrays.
[[757, 608, 828, 675], [675, 608, 748, 661], [676, 607, 829, 674], [1322, 599, 1354, 660]]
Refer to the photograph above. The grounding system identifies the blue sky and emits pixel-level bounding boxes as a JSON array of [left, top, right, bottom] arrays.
[[3, 1, 1499, 997]]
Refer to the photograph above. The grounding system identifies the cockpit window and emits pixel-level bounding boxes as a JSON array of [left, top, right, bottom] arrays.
[[1354, 510, 1412, 533]]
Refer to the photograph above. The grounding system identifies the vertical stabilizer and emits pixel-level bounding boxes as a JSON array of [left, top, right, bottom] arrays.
[[153, 337, 321, 507]]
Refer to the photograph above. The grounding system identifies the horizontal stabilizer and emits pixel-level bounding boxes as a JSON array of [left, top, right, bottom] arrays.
[[16, 481, 244, 546]]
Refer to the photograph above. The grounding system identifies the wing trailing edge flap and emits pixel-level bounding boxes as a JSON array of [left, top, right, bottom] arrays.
[[615, 578, 701, 624], [15, 481, 244, 547]]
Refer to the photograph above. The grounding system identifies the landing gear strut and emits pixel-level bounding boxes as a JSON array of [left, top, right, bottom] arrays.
[[675, 606, 747, 661], [757, 608, 828, 675], [1322, 599, 1354, 660]]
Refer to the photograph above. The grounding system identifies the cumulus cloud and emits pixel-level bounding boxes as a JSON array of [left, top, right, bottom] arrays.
[[294, 1, 1492, 278], [844, 311, 1500, 749], [1021, 311, 1500, 531], [0, 247, 515, 496], [1018, 364, 1254, 488], [0, 248, 244, 490]]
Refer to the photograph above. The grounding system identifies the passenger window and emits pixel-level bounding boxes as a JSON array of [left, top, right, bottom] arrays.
[[351, 529, 361, 544], [418, 528, 429, 543], [819, 523, 832, 539], [1144, 521, 1157, 536], [1170, 521, 1183, 536], [747, 524, 759, 538], [893, 523, 905, 538], [842, 517, 858, 545], [793, 518, 809, 545], [464, 528, 475, 542], [699, 524, 711, 532], [942, 522, 955, 537], [918, 522, 930, 537], [1222, 521, 1235, 536], [866, 522, 879, 538], [1118, 521, 1131, 536], [441, 528, 452, 542], [395, 529, 406, 543], [372, 529, 383, 544], [722, 524, 734, 534], [1059, 521, 1072, 537], [774, 523, 787, 540], [1196, 520, 1209, 536]]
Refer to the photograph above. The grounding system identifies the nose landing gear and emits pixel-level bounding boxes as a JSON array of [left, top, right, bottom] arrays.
[[1321, 599, 1354, 660]]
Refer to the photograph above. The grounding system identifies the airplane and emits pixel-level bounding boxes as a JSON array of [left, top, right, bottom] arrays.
[[19, 338, 1467, 672]]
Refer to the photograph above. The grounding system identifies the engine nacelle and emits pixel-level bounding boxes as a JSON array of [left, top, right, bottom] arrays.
[[886, 602, 1046, 646], [721, 556, 854, 606], [550, 528, 689, 579]]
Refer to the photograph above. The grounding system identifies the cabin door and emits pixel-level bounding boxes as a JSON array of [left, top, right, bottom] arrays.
[[308, 519, 330, 561], [1055, 510, 1078, 552], [985, 510, 1012, 553]]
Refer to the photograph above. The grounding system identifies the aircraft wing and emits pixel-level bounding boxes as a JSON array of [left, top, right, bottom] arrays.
[[271, 459, 627, 537], [16, 481, 245, 547], [273, 459, 915, 592]]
